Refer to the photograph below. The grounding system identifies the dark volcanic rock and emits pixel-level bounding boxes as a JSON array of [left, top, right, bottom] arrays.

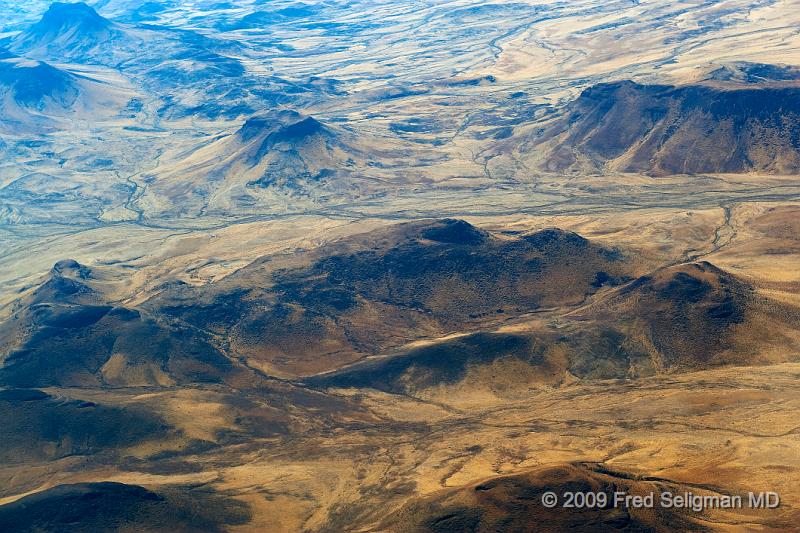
[[421, 219, 488, 245], [587, 261, 768, 369], [0, 390, 171, 463], [0, 261, 236, 388], [237, 110, 329, 148], [0, 307, 234, 388], [308, 259, 800, 392], [530, 78, 800, 175], [51, 259, 92, 278], [150, 220, 630, 376], [522, 228, 588, 249], [0, 482, 251, 533]]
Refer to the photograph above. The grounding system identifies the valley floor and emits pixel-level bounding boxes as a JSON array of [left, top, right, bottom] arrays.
[[2, 363, 799, 531], [3, 171, 800, 311]]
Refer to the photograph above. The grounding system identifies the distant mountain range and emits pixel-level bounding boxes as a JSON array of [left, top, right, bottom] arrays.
[[3, 2, 309, 122]]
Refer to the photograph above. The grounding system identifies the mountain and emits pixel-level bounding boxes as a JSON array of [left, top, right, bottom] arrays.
[[0, 56, 81, 132], [0, 482, 250, 533], [307, 261, 800, 400], [7, 2, 245, 101], [0, 388, 170, 464], [0, 221, 630, 387], [148, 220, 633, 376], [228, 110, 343, 188], [518, 79, 800, 175], [0, 260, 244, 388], [0, 55, 130, 133], [138, 109, 389, 217], [0, 56, 78, 107], [0, 221, 634, 383], [3, 225, 797, 394], [5, 4, 346, 124], [9, 2, 129, 61], [378, 463, 743, 532], [576, 261, 800, 370], [7, 3, 306, 123]]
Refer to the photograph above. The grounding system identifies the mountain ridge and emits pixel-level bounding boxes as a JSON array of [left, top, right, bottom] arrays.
[[515, 79, 800, 175]]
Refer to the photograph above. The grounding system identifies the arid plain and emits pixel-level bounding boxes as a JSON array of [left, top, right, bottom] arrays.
[[2, 1, 800, 531]]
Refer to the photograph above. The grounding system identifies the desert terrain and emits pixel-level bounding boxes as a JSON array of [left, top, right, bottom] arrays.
[[1, 1, 800, 531]]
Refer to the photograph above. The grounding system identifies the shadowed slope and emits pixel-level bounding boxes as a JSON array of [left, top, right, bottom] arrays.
[[0, 388, 172, 463], [0, 58, 82, 132], [308, 262, 800, 398], [151, 220, 631, 376], [0, 482, 251, 533], [0, 260, 239, 388], [0, 59, 78, 107], [305, 332, 572, 396], [0, 55, 132, 133], [578, 261, 800, 370]]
